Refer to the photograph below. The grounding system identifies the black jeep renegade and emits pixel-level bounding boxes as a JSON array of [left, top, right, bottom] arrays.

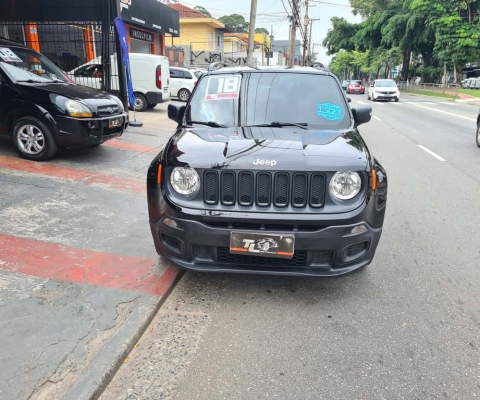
[[147, 63, 387, 277]]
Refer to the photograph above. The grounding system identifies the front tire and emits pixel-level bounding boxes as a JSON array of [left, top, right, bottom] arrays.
[[476, 124, 480, 148], [395, 98, 399, 102], [178, 88, 191, 102], [134, 93, 148, 112], [12, 116, 58, 161]]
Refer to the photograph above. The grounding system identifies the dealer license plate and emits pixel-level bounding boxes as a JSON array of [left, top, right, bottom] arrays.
[[230, 232, 295, 259], [109, 117, 123, 128]]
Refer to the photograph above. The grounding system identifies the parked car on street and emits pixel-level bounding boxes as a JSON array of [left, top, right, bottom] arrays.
[[346, 80, 365, 94], [169, 66, 202, 102], [68, 53, 171, 111], [341, 80, 349, 91], [367, 79, 400, 102], [0, 38, 128, 161], [147, 63, 388, 277]]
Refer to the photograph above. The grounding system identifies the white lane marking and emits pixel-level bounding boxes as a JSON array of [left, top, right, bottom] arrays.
[[417, 145, 446, 162], [423, 101, 436, 105], [374, 102, 384, 106], [356, 100, 368, 105], [407, 102, 476, 121], [373, 116, 381, 121], [405, 101, 416, 104], [441, 101, 456, 105]]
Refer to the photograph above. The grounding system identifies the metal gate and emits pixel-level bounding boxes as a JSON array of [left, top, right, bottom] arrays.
[[0, 22, 119, 92]]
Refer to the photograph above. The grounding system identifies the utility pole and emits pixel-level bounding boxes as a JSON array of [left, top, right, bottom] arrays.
[[267, 24, 273, 66], [308, 18, 319, 64], [302, 0, 309, 66], [246, 0, 257, 66], [288, 11, 297, 66]]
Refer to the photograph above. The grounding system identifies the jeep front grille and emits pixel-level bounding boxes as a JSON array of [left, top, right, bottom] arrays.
[[202, 171, 326, 209]]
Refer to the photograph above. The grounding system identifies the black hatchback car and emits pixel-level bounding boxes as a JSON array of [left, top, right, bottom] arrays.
[[0, 39, 128, 161], [147, 64, 388, 277]]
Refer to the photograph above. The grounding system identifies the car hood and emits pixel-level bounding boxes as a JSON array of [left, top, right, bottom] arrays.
[[17, 82, 113, 100], [374, 87, 398, 92], [166, 127, 370, 172]]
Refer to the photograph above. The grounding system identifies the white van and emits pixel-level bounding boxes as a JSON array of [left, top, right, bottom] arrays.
[[68, 53, 170, 111]]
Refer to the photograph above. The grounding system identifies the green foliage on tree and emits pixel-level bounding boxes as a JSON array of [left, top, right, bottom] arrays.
[[218, 14, 249, 33], [324, 0, 480, 82], [255, 28, 270, 35], [194, 6, 212, 17]]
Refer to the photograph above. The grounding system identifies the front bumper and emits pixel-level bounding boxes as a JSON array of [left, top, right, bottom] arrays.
[[149, 200, 385, 277], [374, 93, 399, 100], [53, 112, 129, 148]]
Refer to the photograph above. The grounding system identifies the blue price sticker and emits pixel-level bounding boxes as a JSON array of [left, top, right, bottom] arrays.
[[317, 103, 344, 121]]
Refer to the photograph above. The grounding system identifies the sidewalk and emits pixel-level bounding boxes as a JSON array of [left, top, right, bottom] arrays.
[[0, 103, 180, 400]]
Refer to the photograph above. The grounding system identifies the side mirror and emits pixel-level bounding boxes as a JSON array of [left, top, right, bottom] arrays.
[[351, 105, 372, 126], [168, 103, 186, 124]]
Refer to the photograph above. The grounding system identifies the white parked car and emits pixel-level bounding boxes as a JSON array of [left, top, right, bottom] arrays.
[[367, 79, 400, 102], [169, 67, 204, 102], [68, 53, 171, 111]]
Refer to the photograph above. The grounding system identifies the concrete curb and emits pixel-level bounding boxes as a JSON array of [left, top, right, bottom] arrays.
[[63, 271, 183, 400], [401, 90, 480, 103]]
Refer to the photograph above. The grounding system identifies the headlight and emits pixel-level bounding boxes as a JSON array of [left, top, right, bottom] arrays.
[[329, 171, 361, 200], [170, 167, 200, 195], [65, 99, 92, 118]]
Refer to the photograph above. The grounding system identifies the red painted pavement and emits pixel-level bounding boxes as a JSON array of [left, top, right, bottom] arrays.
[[0, 234, 179, 296], [0, 156, 145, 193], [103, 139, 160, 154]]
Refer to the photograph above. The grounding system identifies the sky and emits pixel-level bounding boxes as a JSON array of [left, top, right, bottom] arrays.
[[179, 0, 361, 64]]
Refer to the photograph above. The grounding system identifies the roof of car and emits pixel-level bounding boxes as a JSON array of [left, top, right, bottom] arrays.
[[0, 37, 27, 48], [208, 65, 331, 76]]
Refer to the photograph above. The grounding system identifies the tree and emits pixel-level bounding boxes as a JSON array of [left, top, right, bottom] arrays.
[[194, 6, 212, 17], [322, 17, 359, 55], [218, 14, 249, 33], [255, 27, 269, 35]]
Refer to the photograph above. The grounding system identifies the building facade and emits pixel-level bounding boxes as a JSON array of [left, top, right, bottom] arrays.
[[0, 0, 180, 71]]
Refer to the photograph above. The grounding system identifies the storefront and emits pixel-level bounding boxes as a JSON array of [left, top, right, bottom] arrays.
[[119, 0, 179, 56], [1, 0, 179, 70]]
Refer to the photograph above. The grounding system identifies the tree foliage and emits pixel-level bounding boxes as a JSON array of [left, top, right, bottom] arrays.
[[218, 14, 249, 33], [255, 27, 270, 35], [194, 6, 212, 17], [324, 0, 480, 82]]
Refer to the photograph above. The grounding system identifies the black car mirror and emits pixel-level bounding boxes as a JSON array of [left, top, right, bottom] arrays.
[[168, 103, 186, 124], [351, 105, 372, 126]]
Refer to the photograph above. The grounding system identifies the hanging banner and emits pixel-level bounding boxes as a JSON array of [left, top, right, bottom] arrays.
[[114, 17, 136, 108]]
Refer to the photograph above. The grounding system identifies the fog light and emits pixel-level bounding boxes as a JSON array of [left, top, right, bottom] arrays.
[[88, 121, 96, 129], [351, 225, 367, 234], [163, 217, 177, 228]]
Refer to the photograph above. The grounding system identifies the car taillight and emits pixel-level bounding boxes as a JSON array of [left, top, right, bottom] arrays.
[[156, 66, 162, 89]]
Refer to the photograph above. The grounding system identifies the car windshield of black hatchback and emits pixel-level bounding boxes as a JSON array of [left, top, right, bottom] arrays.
[[0, 46, 66, 83], [187, 72, 350, 130]]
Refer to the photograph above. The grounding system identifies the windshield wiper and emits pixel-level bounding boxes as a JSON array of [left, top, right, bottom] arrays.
[[16, 79, 45, 83], [189, 121, 227, 128], [246, 121, 309, 130]]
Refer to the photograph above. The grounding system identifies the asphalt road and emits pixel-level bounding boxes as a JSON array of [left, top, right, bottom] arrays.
[[102, 93, 480, 400]]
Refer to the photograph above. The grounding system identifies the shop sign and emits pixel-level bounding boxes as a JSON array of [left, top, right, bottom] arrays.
[[130, 28, 153, 42]]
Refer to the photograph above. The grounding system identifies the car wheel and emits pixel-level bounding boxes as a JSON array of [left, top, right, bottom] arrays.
[[178, 88, 191, 102], [367, 93, 370, 100], [12, 116, 58, 161], [147, 103, 158, 109], [395, 98, 399, 102], [476, 124, 480, 148], [134, 93, 148, 112]]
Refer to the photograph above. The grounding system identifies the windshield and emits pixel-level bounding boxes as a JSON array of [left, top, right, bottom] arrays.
[[0, 46, 66, 83], [187, 72, 350, 130], [376, 80, 397, 87], [351, 80, 362, 85]]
